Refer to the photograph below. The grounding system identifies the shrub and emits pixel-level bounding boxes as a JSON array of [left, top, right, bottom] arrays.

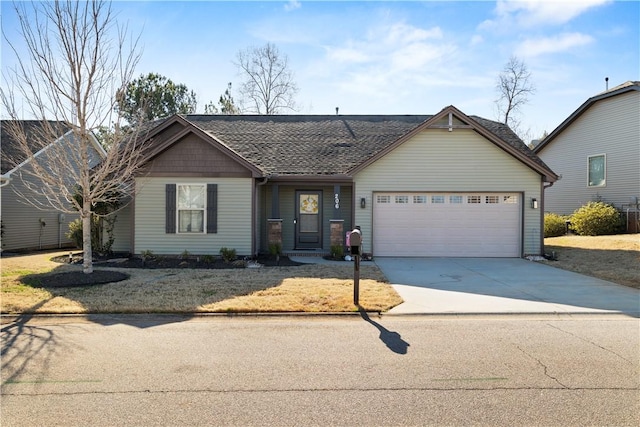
[[570, 201, 623, 236], [219, 247, 237, 263], [268, 242, 282, 256], [544, 213, 568, 238], [67, 219, 84, 249], [180, 249, 191, 260], [202, 254, 215, 263], [330, 244, 344, 259], [140, 250, 155, 261], [66, 215, 117, 255]]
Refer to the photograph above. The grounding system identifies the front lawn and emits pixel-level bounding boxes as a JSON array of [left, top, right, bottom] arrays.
[[543, 234, 639, 289], [0, 251, 402, 314]]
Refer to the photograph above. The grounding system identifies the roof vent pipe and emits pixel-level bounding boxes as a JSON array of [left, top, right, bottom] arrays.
[[336, 107, 339, 115], [605, 77, 609, 90]]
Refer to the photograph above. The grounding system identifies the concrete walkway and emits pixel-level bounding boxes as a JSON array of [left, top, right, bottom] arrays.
[[375, 257, 640, 316]]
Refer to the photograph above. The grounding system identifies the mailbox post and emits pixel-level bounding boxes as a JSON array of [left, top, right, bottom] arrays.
[[350, 227, 362, 305]]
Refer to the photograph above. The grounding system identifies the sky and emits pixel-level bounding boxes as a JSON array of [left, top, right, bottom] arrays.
[[1, 0, 639, 141]]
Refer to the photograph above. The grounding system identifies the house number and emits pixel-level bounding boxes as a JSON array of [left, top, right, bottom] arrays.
[[334, 193, 340, 209]]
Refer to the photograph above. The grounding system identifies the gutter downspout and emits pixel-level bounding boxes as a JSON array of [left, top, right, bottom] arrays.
[[540, 178, 558, 256]]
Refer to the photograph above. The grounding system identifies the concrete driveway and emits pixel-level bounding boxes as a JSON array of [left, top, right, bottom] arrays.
[[375, 258, 640, 316]]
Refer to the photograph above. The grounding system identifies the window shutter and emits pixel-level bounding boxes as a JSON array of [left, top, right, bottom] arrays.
[[207, 184, 217, 234], [166, 184, 176, 234]]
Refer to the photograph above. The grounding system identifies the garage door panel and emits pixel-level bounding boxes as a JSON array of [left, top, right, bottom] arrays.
[[373, 193, 521, 257]]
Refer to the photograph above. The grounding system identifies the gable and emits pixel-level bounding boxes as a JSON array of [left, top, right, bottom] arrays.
[[143, 132, 254, 178], [535, 82, 640, 154], [354, 127, 540, 190], [349, 106, 557, 182]]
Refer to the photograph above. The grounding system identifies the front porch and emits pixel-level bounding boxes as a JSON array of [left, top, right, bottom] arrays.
[[258, 181, 354, 255]]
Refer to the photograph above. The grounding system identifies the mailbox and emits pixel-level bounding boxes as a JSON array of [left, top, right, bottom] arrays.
[[350, 228, 362, 256]]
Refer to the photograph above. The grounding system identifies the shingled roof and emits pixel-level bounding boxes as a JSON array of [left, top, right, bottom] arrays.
[[178, 113, 551, 178], [184, 114, 430, 175], [1, 120, 73, 174]]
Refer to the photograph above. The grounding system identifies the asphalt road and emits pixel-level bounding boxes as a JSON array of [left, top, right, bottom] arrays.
[[1, 314, 639, 426]]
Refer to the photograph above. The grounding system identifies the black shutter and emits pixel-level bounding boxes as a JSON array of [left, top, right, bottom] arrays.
[[166, 184, 176, 234], [207, 184, 217, 234]]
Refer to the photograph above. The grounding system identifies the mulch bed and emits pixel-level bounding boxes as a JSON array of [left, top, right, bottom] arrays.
[[26, 254, 304, 288], [51, 253, 303, 269], [23, 270, 130, 288]]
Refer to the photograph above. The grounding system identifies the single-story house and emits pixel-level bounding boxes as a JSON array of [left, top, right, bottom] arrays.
[[533, 81, 640, 232], [1, 120, 106, 251], [110, 105, 558, 258]]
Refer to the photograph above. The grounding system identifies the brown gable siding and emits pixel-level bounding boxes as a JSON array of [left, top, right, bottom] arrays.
[[143, 133, 253, 177]]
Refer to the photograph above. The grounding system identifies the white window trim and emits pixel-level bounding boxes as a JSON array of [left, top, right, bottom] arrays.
[[587, 153, 606, 188], [177, 183, 206, 234]]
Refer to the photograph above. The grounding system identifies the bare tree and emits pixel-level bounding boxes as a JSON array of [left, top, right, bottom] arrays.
[[1, 0, 145, 274], [235, 43, 298, 114], [495, 56, 536, 130]]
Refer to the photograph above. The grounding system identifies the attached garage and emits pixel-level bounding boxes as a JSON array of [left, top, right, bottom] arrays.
[[351, 107, 558, 258], [372, 192, 522, 257]]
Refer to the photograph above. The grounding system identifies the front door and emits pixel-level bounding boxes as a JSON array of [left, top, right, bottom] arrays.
[[295, 190, 322, 249]]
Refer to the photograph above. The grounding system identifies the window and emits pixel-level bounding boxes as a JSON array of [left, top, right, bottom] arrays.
[[467, 195, 481, 204], [449, 195, 463, 204], [588, 154, 606, 187], [431, 195, 445, 204], [166, 183, 217, 234], [413, 195, 427, 204], [486, 195, 499, 204], [395, 195, 409, 204], [178, 185, 205, 233], [503, 195, 518, 204], [376, 195, 390, 204]]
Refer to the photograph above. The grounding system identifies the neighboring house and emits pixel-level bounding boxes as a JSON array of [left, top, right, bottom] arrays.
[[111, 105, 558, 258], [0, 120, 106, 251], [534, 81, 640, 232]]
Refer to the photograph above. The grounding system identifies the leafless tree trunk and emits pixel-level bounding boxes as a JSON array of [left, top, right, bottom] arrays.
[[495, 56, 536, 130], [235, 43, 298, 114], [1, 0, 146, 274]]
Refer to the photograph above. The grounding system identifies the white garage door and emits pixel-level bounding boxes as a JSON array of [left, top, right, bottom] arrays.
[[373, 193, 521, 257]]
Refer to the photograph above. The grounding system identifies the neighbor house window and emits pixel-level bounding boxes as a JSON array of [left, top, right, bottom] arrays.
[[376, 195, 390, 204], [177, 184, 205, 233], [588, 154, 606, 187], [449, 195, 463, 204], [395, 195, 409, 204], [431, 195, 445, 204]]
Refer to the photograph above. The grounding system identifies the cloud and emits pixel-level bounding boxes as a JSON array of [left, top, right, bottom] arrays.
[[315, 20, 463, 100], [284, 1, 301, 12], [470, 34, 484, 46], [326, 46, 370, 64], [482, 0, 611, 29], [517, 32, 595, 57]]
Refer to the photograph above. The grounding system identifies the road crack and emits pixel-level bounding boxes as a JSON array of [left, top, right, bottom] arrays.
[[513, 344, 570, 389], [546, 323, 636, 365]]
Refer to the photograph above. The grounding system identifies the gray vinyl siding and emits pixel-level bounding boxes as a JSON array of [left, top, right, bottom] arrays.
[[537, 91, 640, 215], [354, 128, 543, 256], [108, 203, 132, 253], [133, 177, 252, 255], [0, 173, 78, 251], [0, 132, 104, 252]]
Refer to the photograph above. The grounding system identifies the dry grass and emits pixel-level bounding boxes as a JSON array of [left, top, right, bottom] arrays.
[[543, 234, 639, 289], [0, 252, 402, 314]]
